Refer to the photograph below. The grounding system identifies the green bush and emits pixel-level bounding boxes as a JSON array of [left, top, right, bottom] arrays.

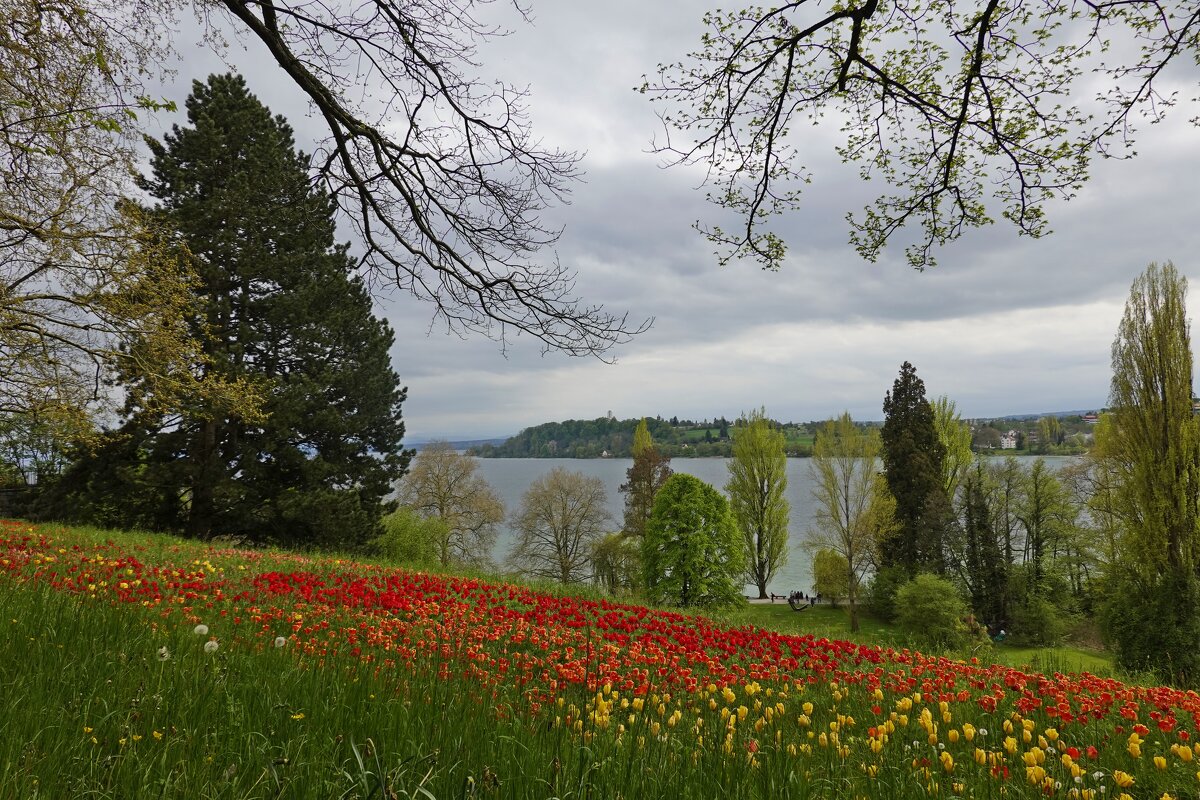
[[1006, 594, 1070, 647], [1101, 568, 1200, 687], [369, 507, 444, 567], [894, 573, 970, 651], [865, 565, 909, 622]]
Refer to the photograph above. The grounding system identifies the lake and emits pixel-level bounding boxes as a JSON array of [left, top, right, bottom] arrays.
[[470, 454, 1081, 597]]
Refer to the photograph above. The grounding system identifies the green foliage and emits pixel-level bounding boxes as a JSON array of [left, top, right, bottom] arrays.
[[643, 474, 745, 609], [931, 396, 972, 499], [894, 573, 971, 652], [1100, 569, 1200, 686], [726, 408, 789, 599], [620, 421, 673, 540], [880, 362, 949, 575], [471, 415, 819, 458], [369, 508, 445, 567], [811, 549, 849, 606], [45, 75, 410, 549], [960, 465, 1008, 627], [865, 565, 910, 623], [1097, 262, 1200, 684], [591, 532, 642, 594], [1006, 593, 1069, 649]]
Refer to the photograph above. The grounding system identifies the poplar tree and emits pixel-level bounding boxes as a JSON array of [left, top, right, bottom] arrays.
[[1099, 262, 1200, 683], [727, 409, 790, 599], [52, 75, 410, 548]]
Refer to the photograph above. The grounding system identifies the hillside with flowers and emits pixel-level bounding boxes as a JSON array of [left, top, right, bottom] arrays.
[[1, 519, 1197, 799]]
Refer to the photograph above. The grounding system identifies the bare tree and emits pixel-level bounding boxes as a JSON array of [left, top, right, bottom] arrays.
[[397, 442, 504, 567], [644, 1, 1200, 270], [2, 0, 646, 435], [509, 467, 611, 584], [218, 0, 647, 356]]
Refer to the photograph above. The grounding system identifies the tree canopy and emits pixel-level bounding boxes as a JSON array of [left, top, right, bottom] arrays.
[[644, 1, 1200, 270], [643, 473, 745, 609], [726, 409, 789, 599], [41, 75, 411, 549], [0, 0, 644, 443], [880, 362, 949, 575]]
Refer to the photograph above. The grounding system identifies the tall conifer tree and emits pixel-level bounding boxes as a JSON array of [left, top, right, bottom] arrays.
[[53, 74, 410, 547], [880, 362, 949, 574]]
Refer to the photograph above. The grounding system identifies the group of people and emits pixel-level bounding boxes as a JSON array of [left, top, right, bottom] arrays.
[[768, 591, 822, 604]]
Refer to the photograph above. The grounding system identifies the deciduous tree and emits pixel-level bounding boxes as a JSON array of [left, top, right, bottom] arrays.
[[807, 412, 880, 631], [509, 468, 611, 585], [644, 1, 1200, 270], [726, 408, 789, 599], [400, 442, 504, 568], [811, 548, 850, 606], [620, 418, 673, 541], [932, 396, 973, 501], [1097, 262, 1200, 682], [643, 473, 744, 609]]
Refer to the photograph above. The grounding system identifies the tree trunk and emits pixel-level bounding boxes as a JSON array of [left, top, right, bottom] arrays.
[[187, 418, 218, 540]]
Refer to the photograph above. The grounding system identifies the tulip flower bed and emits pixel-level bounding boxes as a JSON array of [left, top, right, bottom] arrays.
[[1, 520, 1199, 799]]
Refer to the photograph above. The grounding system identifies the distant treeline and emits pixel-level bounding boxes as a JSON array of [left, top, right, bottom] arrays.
[[468, 415, 823, 458], [467, 412, 1102, 459]]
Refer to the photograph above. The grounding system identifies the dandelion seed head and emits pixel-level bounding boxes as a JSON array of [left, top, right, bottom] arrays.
[[157, 646, 170, 661], [193, 624, 209, 636], [274, 636, 287, 648], [203, 640, 219, 654]]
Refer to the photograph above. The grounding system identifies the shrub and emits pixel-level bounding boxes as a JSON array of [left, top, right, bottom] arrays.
[[369, 507, 444, 567], [894, 573, 970, 651], [865, 565, 908, 622], [812, 549, 849, 607], [1006, 594, 1070, 647]]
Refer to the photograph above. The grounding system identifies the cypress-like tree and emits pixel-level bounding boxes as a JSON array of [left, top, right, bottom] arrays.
[[53, 74, 410, 548], [880, 362, 949, 574], [619, 418, 672, 541]]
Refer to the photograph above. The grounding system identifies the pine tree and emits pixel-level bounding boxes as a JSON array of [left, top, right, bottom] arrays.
[[55, 74, 410, 548], [880, 362, 949, 575]]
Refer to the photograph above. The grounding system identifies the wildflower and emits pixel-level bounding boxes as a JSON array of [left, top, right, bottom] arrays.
[[291, 712, 305, 720], [204, 640, 219, 654], [153, 731, 163, 741], [157, 646, 170, 662], [274, 636, 287, 648], [193, 624, 209, 636]]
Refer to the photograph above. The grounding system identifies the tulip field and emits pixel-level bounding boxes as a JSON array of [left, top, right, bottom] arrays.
[[1, 520, 1198, 798]]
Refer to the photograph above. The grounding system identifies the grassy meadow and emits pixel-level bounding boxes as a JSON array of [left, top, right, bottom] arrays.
[[0, 520, 1195, 799]]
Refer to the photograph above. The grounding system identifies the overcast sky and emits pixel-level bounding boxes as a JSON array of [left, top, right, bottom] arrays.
[[153, 0, 1200, 441]]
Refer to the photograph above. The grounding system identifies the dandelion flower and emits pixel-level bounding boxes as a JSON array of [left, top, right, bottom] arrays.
[[193, 624, 209, 636], [157, 646, 170, 661], [204, 640, 219, 654], [274, 636, 287, 648]]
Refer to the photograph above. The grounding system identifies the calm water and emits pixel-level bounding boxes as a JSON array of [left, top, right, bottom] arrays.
[[471, 455, 1080, 597]]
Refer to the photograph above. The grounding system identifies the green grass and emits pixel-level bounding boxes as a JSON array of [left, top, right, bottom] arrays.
[[730, 602, 1117, 677]]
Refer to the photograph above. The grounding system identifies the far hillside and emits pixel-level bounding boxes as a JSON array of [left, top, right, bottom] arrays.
[[469, 415, 830, 458], [467, 410, 1102, 458]]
